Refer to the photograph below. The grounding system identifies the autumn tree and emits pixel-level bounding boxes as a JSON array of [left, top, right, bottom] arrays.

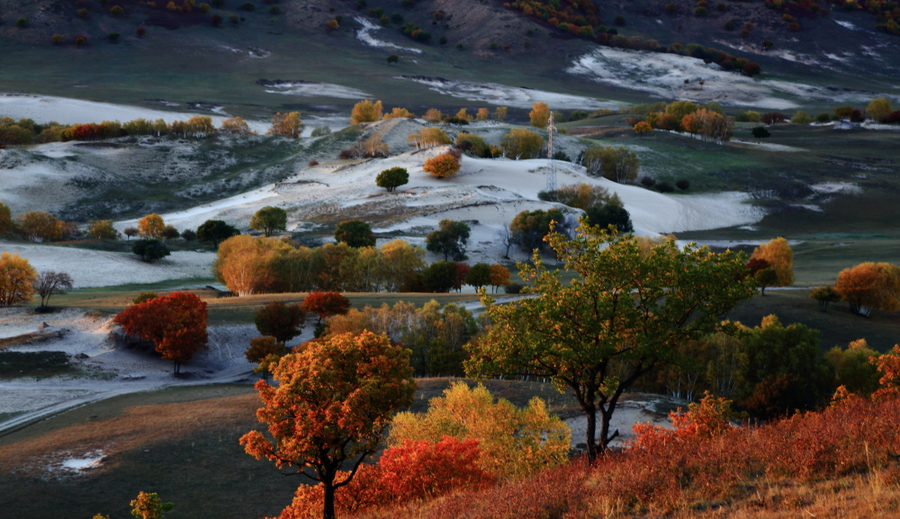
[[245, 336, 286, 380], [422, 108, 444, 122], [88, 220, 119, 240], [137, 214, 166, 239], [250, 206, 287, 237], [407, 127, 451, 150], [197, 219, 240, 245], [750, 237, 794, 287], [375, 167, 409, 192], [810, 285, 841, 312], [835, 262, 900, 317], [455, 132, 490, 157], [529, 102, 551, 128], [301, 291, 351, 324], [823, 339, 881, 396], [214, 235, 293, 296], [476, 108, 489, 121], [488, 263, 510, 293], [17, 211, 62, 242], [0, 253, 37, 306], [334, 219, 375, 248], [382, 107, 413, 119], [633, 121, 652, 136], [114, 292, 209, 373], [255, 300, 305, 346], [493, 106, 508, 121], [221, 116, 253, 135], [350, 100, 384, 124], [389, 382, 570, 479], [466, 227, 755, 461], [130, 491, 173, 519], [423, 153, 461, 178], [425, 219, 471, 261], [124, 227, 138, 240], [501, 128, 544, 159], [34, 271, 73, 308], [240, 331, 416, 519], [866, 97, 893, 123], [269, 112, 304, 138]]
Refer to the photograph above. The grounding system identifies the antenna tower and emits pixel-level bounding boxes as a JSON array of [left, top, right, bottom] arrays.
[[546, 111, 557, 192]]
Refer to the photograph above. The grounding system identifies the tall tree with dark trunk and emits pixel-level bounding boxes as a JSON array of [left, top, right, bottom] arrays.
[[466, 226, 755, 462], [34, 271, 73, 308], [240, 331, 415, 519]]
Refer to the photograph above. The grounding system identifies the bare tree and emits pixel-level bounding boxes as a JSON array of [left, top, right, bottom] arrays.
[[34, 271, 73, 308], [498, 227, 515, 259]]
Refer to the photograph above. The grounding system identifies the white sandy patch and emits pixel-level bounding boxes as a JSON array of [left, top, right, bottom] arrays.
[[727, 139, 806, 152], [0, 94, 270, 134], [262, 80, 372, 100], [355, 17, 423, 54], [566, 48, 884, 109], [0, 242, 215, 288], [810, 182, 862, 195], [397, 76, 619, 110], [791, 203, 823, 212], [834, 19, 859, 31], [565, 397, 676, 448]]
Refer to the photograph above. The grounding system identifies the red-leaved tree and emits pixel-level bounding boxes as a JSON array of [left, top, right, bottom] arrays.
[[300, 291, 351, 324], [114, 291, 208, 373]]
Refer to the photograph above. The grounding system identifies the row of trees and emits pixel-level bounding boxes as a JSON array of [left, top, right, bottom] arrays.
[[0, 112, 300, 145], [737, 98, 900, 126], [628, 100, 734, 142], [348, 100, 509, 126]]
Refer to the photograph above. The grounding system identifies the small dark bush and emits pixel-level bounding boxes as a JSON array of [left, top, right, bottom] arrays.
[[751, 126, 771, 138], [107, 32, 120, 41], [338, 149, 357, 160], [676, 179, 690, 190], [505, 283, 524, 294], [640, 176, 656, 187], [268, 5, 279, 14], [816, 112, 832, 122], [308, 159, 319, 167], [16, 18, 29, 27], [656, 181, 675, 193], [240, 2, 254, 11], [614, 15, 625, 25], [181, 230, 197, 241]]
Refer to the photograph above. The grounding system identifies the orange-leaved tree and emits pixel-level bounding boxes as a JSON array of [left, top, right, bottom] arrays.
[[835, 262, 900, 317], [114, 292, 208, 374], [137, 213, 166, 240], [423, 153, 461, 178], [350, 100, 383, 124], [750, 237, 794, 287], [529, 102, 550, 128], [0, 252, 37, 306], [240, 331, 416, 519]]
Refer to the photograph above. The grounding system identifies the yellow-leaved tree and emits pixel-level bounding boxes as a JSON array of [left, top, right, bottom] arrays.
[[137, 214, 166, 240], [423, 152, 461, 178], [388, 382, 570, 479], [529, 102, 550, 128], [268, 112, 303, 138], [350, 100, 383, 124], [0, 252, 37, 306], [750, 237, 794, 287]]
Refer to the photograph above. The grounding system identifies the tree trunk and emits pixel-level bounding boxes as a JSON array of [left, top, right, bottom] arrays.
[[322, 481, 336, 519]]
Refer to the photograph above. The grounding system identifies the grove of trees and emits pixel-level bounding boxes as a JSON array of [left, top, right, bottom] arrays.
[[249, 206, 287, 237], [835, 262, 900, 317], [425, 219, 471, 261]]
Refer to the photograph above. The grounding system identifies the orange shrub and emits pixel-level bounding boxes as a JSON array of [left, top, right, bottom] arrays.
[[424, 153, 461, 178]]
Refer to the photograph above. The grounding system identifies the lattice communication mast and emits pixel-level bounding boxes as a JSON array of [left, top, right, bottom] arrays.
[[546, 111, 557, 192]]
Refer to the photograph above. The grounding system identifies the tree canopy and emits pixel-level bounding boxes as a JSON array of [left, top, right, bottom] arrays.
[[114, 292, 208, 373], [750, 237, 794, 287], [137, 213, 165, 239], [334, 220, 375, 248], [466, 227, 756, 461], [34, 271, 73, 307], [255, 300, 305, 346], [249, 206, 287, 237], [240, 331, 416, 519], [835, 262, 900, 317], [196, 219, 240, 245], [375, 167, 409, 192], [425, 219, 471, 261], [0, 252, 37, 306]]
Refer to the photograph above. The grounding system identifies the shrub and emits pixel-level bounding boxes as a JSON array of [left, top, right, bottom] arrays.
[[424, 153, 461, 178], [640, 176, 656, 187], [107, 32, 120, 41], [51, 34, 63, 44], [504, 283, 524, 294], [16, 18, 29, 28], [676, 179, 690, 190], [656, 181, 675, 193], [136, 26, 147, 36], [110, 5, 124, 15], [74, 35, 88, 45], [239, 1, 254, 10], [751, 126, 771, 138], [376, 167, 409, 192], [816, 112, 832, 122]]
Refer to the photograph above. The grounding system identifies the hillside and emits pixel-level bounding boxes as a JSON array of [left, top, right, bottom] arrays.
[[1, 0, 899, 116]]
